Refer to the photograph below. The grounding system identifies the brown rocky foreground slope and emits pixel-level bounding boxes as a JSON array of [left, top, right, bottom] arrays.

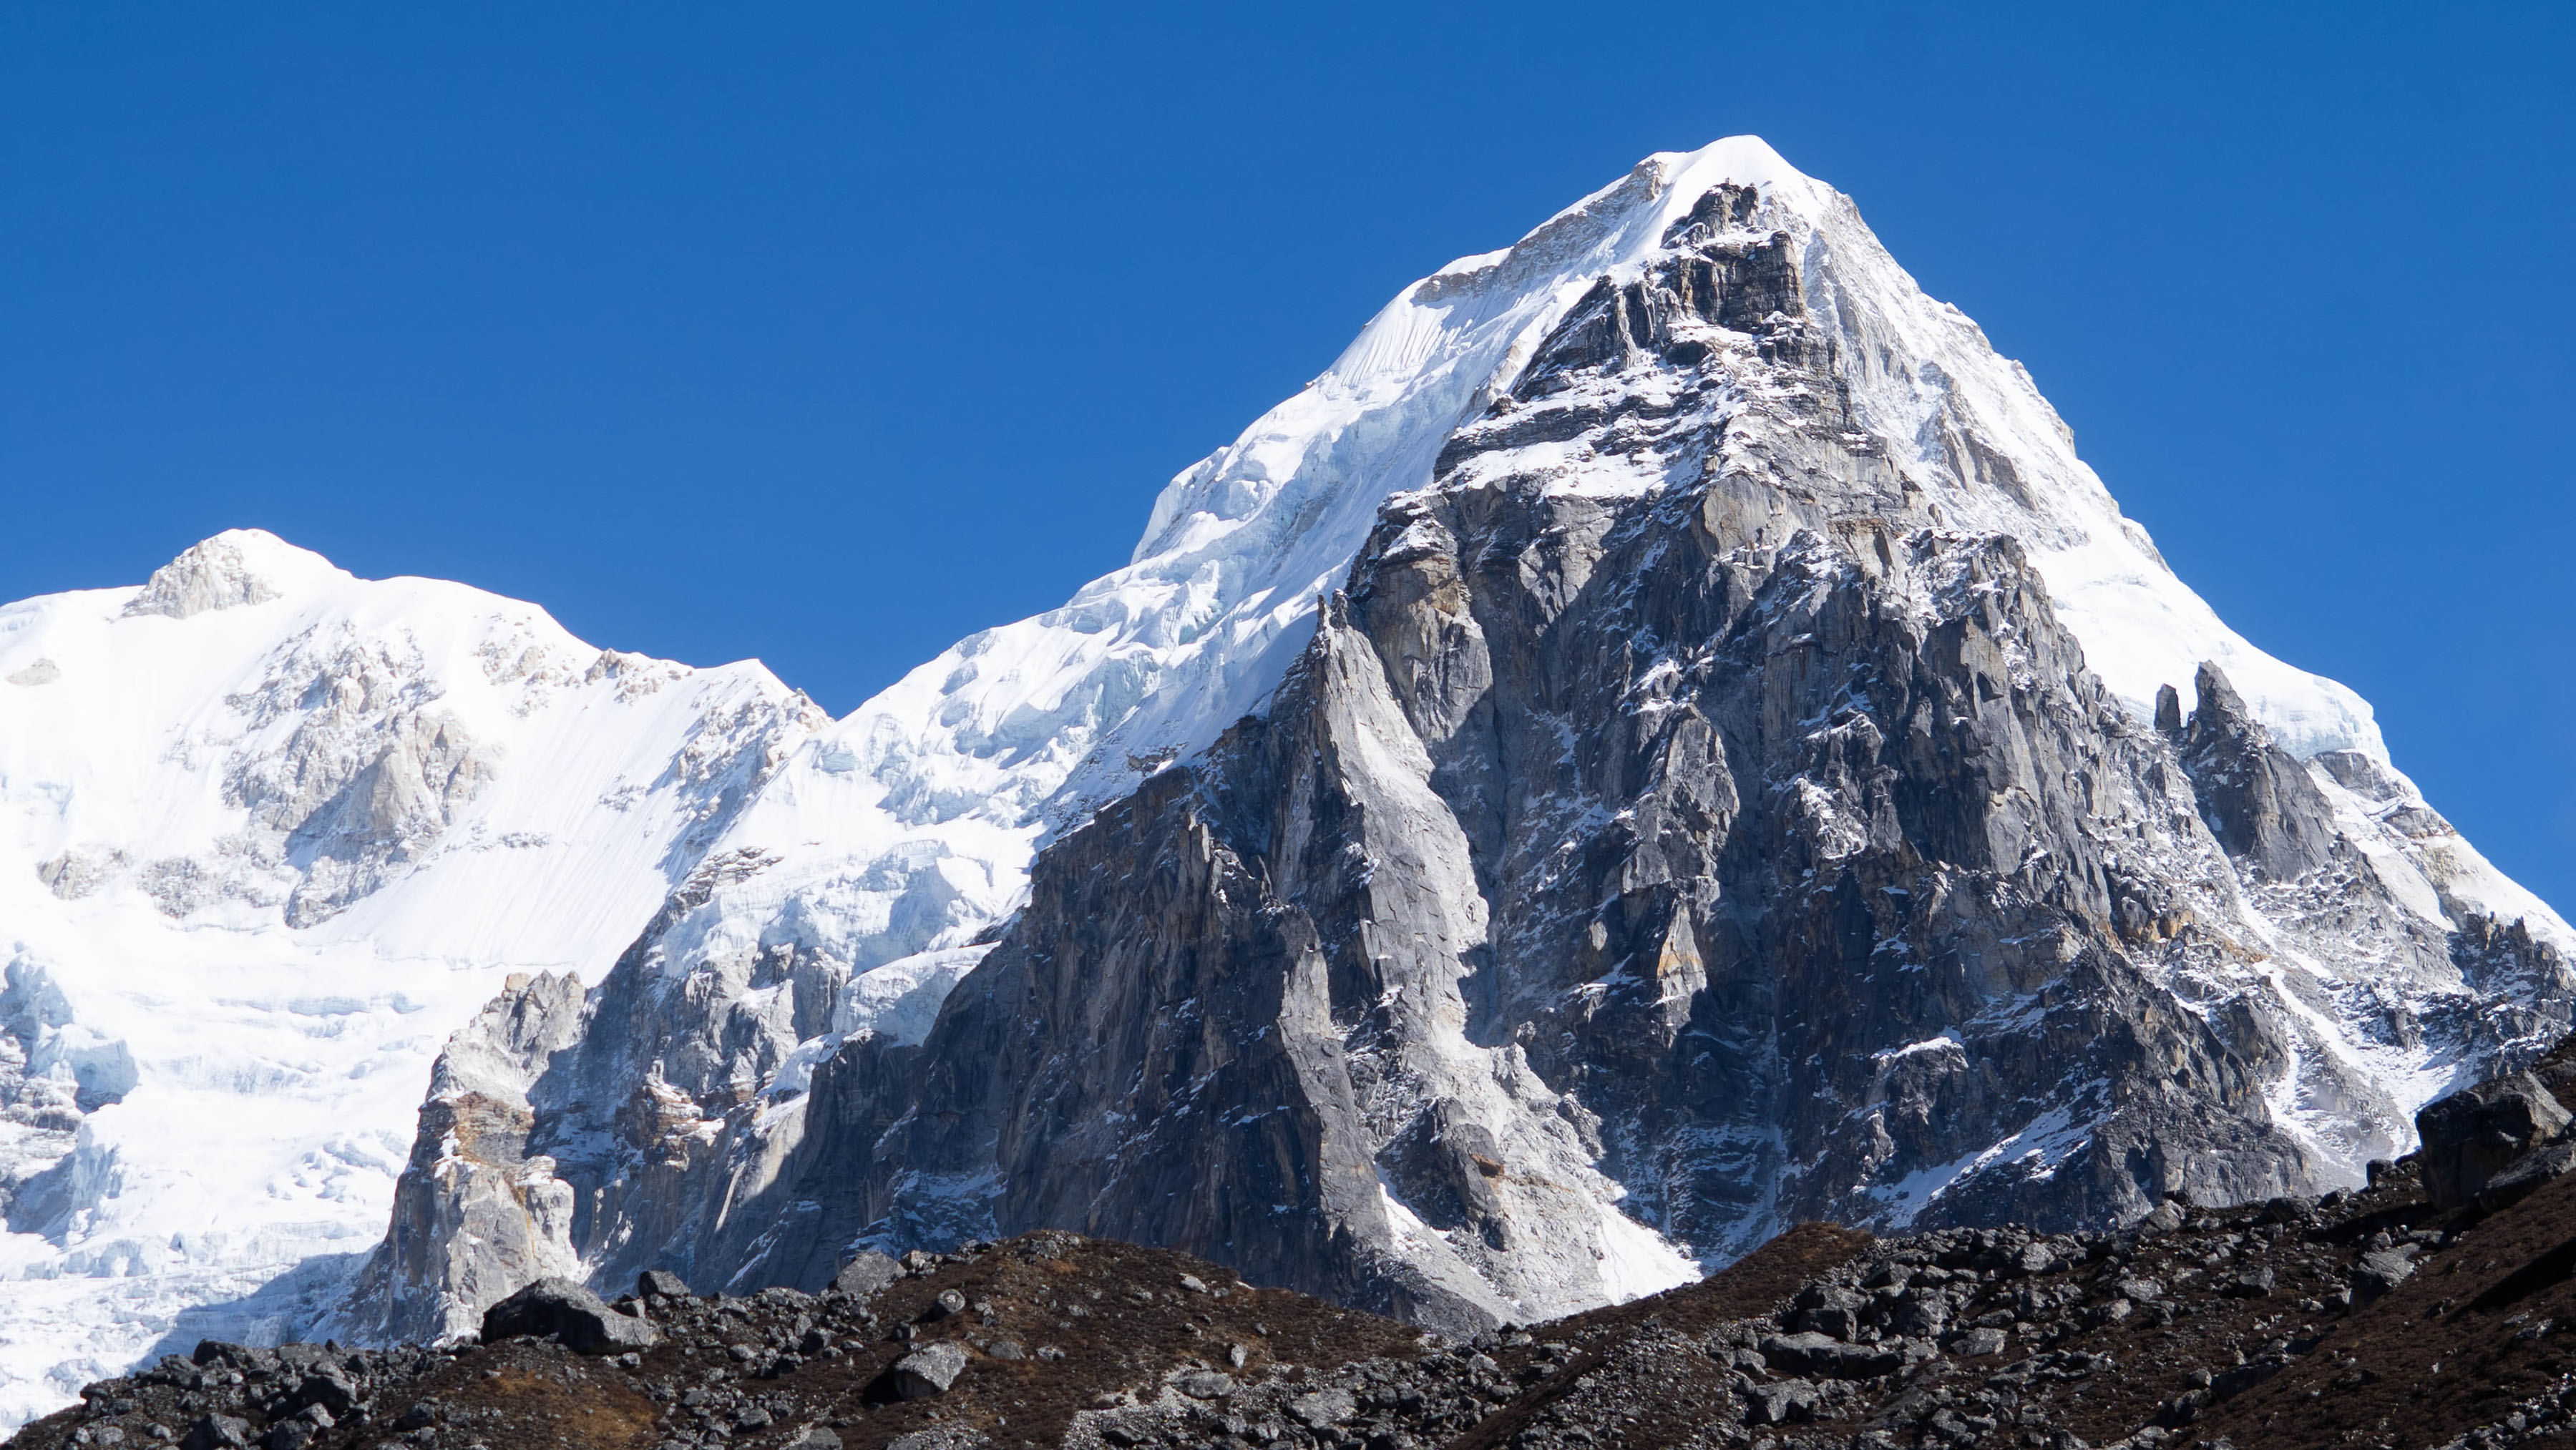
[[25, 1047, 2576, 1450]]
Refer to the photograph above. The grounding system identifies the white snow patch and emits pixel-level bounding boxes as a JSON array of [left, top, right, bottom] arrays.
[[1589, 1199, 1701, 1305]]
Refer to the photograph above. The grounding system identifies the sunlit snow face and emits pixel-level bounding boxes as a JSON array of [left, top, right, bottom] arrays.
[[0, 529, 824, 1424]]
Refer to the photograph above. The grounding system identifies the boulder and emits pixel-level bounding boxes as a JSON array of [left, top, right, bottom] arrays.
[[1954, 1327, 2009, 1358], [2478, 1140, 2576, 1212], [831, 1251, 900, 1299], [1885, 1294, 1948, 1338], [636, 1269, 692, 1300], [481, 1277, 663, 1355], [1288, 1388, 1357, 1428], [2220, 1267, 2275, 1298], [2352, 1248, 2419, 1303], [1745, 1379, 1819, 1425], [2416, 1072, 2572, 1209], [259, 1409, 331, 1450], [286, 1370, 357, 1418], [182, 1416, 249, 1450], [1789, 1283, 1867, 1338], [2258, 1195, 2318, 1225], [1758, 1331, 1902, 1379], [890, 1341, 969, 1398]]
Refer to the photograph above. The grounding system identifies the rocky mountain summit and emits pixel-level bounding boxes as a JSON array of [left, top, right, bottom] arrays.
[[28, 1046, 2576, 1450], [336, 142, 2573, 1343]]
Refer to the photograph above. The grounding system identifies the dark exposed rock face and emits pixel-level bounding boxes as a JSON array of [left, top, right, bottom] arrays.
[[2417, 1072, 2572, 1210], [477, 1279, 660, 1355], [706, 182, 2562, 1324], [339, 172, 2575, 1342], [829, 497, 2312, 1326]]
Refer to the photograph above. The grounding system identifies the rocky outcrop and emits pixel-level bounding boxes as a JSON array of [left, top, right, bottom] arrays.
[[2171, 660, 2341, 881], [334, 971, 593, 1343], [328, 845, 860, 1343], [119, 534, 286, 619], [826, 494, 2326, 1323], [477, 1280, 660, 1355], [2417, 1071, 2573, 1210]]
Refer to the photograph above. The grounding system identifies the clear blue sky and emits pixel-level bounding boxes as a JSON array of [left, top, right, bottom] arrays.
[[5, 4, 2571, 908]]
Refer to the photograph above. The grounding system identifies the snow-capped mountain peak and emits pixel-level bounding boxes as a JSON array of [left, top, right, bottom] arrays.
[[4, 134, 2570, 1421], [567, 135, 2432, 1081], [324, 134, 2570, 1353], [0, 532, 821, 1423]]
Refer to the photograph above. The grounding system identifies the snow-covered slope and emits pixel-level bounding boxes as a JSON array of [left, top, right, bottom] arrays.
[[0, 531, 823, 1424]]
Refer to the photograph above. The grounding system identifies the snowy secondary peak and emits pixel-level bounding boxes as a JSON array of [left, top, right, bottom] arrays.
[[119, 529, 350, 620], [0, 533, 822, 1423]]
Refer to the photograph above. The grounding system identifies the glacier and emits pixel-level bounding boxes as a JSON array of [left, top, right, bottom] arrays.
[[0, 135, 2566, 1419]]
